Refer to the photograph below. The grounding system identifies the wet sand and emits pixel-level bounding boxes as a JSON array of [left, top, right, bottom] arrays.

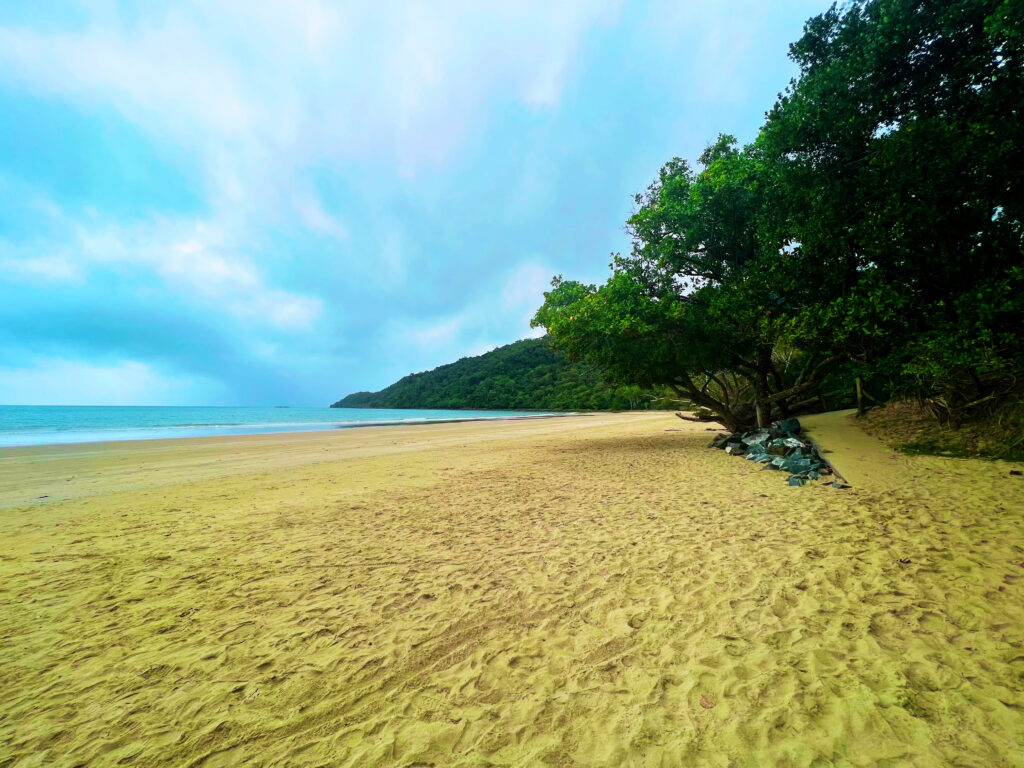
[[2, 411, 1023, 766]]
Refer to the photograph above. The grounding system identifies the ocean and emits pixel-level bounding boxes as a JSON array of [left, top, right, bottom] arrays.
[[0, 405, 557, 447]]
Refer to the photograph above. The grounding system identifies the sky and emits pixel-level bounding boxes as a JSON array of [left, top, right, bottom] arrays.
[[0, 0, 825, 406]]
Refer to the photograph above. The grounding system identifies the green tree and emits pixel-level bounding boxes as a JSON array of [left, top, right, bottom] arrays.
[[534, 138, 841, 432], [761, 0, 1024, 417], [536, 0, 1023, 430]]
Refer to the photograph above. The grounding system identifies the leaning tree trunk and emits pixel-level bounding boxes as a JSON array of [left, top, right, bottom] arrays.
[[671, 378, 745, 433], [754, 346, 773, 429]]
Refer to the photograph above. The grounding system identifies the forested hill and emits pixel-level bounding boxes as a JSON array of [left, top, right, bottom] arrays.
[[331, 337, 662, 411]]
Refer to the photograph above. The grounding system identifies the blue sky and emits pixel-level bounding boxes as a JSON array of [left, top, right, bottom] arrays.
[[0, 0, 824, 406]]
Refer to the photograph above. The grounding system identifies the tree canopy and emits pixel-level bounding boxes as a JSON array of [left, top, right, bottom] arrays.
[[535, 0, 1023, 433]]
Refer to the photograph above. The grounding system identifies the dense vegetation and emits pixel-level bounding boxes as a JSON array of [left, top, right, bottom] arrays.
[[535, 0, 1023, 450], [331, 338, 669, 411]]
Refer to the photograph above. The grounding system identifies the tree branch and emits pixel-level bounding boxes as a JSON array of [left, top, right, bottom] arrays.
[[675, 412, 715, 423], [766, 355, 844, 404]]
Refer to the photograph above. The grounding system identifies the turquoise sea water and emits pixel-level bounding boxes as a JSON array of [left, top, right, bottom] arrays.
[[0, 406, 557, 447]]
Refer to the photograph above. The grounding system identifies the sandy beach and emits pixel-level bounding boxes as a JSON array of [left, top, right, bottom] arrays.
[[2, 411, 1023, 766]]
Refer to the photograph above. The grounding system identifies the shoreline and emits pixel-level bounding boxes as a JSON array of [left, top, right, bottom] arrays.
[[0, 412, 635, 510], [0, 409, 586, 451]]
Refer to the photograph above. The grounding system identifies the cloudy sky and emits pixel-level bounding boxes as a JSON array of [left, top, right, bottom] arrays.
[[0, 0, 823, 406]]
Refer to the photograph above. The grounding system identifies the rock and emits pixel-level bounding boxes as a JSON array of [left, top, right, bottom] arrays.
[[742, 429, 771, 446], [709, 434, 731, 449], [773, 417, 802, 435], [712, 420, 834, 488], [746, 443, 768, 460]]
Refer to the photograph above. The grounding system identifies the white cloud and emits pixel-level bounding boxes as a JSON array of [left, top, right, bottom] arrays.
[[0, 1, 622, 193], [407, 316, 464, 348], [0, 22, 258, 138], [71, 215, 323, 331], [378, 258, 553, 382], [249, 290, 322, 331], [0, 0, 617, 347], [0, 357, 222, 406], [158, 238, 258, 294], [645, 0, 788, 104], [502, 260, 555, 333], [1, 252, 82, 283], [293, 194, 348, 241], [502, 261, 553, 311], [379, 231, 406, 284], [464, 341, 500, 357]]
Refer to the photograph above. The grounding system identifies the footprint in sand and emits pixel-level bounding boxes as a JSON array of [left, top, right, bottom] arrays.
[[219, 621, 258, 645]]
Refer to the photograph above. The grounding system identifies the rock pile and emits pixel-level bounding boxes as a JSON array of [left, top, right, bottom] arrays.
[[709, 418, 849, 487]]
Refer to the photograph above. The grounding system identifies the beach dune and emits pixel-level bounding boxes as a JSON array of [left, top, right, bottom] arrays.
[[1, 412, 1022, 766]]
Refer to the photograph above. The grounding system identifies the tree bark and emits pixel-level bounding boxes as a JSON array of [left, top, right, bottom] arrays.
[[769, 359, 790, 417], [671, 377, 742, 432], [674, 412, 710, 423], [754, 346, 772, 428]]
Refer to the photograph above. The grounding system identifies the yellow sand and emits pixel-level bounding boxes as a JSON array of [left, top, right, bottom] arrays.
[[2, 412, 1023, 767]]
